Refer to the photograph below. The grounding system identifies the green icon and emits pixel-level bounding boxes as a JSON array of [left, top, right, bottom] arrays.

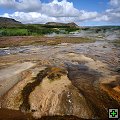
[[110, 110, 117, 117], [109, 109, 118, 118]]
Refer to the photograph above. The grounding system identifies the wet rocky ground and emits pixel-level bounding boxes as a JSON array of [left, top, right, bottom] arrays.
[[0, 36, 120, 120]]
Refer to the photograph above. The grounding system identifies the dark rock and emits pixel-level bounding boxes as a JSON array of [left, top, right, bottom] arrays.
[[103, 46, 107, 48], [95, 55, 100, 57], [115, 67, 120, 73]]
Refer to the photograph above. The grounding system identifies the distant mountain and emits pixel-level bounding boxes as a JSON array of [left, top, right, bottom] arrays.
[[0, 17, 79, 28], [45, 22, 79, 28], [0, 17, 22, 27]]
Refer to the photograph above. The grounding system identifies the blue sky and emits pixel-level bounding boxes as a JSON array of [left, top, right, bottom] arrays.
[[65, 0, 109, 12], [0, 0, 120, 26]]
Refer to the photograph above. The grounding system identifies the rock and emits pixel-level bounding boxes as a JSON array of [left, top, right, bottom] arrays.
[[115, 67, 120, 73], [103, 46, 107, 48], [95, 55, 100, 57]]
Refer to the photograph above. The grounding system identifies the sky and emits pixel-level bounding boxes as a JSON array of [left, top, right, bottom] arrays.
[[0, 0, 120, 26]]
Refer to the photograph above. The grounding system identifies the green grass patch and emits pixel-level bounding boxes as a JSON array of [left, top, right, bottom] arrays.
[[0, 28, 28, 36], [0, 24, 81, 36]]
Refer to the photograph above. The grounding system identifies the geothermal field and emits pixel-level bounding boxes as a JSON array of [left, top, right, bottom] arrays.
[[0, 26, 120, 120]]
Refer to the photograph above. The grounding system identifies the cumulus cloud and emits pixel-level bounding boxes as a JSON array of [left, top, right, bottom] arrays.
[[1, 11, 98, 24], [1, 12, 57, 24], [93, 0, 120, 23], [0, 0, 15, 8], [16, 0, 42, 12], [0, 0, 79, 17], [0, 0, 99, 24], [109, 0, 120, 7], [41, 0, 79, 17], [0, 0, 119, 25], [79, 10, 98, 21], [94, 15, 109, 21], [0, 0, 42, 11]]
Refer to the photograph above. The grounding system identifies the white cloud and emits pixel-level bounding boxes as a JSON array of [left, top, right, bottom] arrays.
[[93, 0, 120, 23], [109, 0, 120, 7], [16, 0, 42, 12], [79, 10, 98, 21], [1, 11, 97, 24], [0, 0, 15, 8], [0, 0, 42, 11], [0, 0, 119, 25], [41, 0, 79, 17], [0, 0, 79, 17], [0, 0, 99, 24], [94, 15, 109, 21], [1, 12, 57, 24]]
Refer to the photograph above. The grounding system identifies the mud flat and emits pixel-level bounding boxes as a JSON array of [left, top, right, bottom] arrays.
[[0, 36, 120, 119]]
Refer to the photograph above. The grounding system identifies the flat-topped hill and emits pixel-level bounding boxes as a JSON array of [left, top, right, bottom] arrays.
[[45, 22, 79, 28]]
